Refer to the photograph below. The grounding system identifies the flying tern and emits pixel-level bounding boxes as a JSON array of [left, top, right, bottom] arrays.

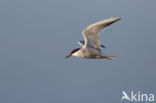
[[66, 18, 121, 60]]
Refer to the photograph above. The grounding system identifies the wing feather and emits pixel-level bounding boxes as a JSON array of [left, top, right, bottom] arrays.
[[77, 40, 106, 48], [82, 18, 121, 50]]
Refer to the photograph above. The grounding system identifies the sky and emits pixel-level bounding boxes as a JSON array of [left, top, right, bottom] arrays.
[[0, 0, 156, 103]]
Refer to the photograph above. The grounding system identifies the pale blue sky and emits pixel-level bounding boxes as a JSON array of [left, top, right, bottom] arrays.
[[0, 0, 156, 103]]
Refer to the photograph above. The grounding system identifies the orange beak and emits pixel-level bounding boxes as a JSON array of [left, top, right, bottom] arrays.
[[66, 54, 72, 58]]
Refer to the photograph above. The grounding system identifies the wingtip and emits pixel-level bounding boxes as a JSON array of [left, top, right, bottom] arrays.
[[107, 17, 121, 23], [115, 17, 121, 21], [107, 56, 116, 61], [118, 17, 121, 20]]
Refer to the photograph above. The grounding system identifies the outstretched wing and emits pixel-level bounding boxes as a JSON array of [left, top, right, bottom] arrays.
[[77, 40, 85, 47], [82, 18, 121, 50], [77, 40, 106, 48]]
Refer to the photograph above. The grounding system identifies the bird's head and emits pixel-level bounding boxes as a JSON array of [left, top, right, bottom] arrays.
[[66, 48, 80, 58]]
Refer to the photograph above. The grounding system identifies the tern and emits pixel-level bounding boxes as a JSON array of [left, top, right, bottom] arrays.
[[66, 18, 121, 60]]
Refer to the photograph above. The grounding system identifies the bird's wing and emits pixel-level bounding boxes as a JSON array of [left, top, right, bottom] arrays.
[[77, 40, 106, 48], [82, 18, 121, 50], [101, 44, 106, 48], [77, 40, 85, 47]]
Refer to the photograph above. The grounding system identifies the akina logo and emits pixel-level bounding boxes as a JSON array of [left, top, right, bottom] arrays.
[[121, 91, 154, 102]]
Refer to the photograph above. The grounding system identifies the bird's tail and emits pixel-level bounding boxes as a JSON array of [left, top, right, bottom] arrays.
[[102, 55, 116, 60]]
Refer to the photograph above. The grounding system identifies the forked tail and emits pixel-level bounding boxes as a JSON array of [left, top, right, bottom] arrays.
[[102, 55, 116, 60]]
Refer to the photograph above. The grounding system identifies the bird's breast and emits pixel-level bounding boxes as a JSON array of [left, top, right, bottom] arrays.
[[78, 48, 100, 58]]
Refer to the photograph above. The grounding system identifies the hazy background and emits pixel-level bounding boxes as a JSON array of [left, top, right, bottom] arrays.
[[0, 0, 156, 103]]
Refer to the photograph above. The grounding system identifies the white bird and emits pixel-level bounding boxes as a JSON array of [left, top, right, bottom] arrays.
[[66, 18, 121, 60]]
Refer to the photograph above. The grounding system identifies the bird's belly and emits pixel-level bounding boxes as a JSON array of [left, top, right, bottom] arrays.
[[79, 49, 100, 59]]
